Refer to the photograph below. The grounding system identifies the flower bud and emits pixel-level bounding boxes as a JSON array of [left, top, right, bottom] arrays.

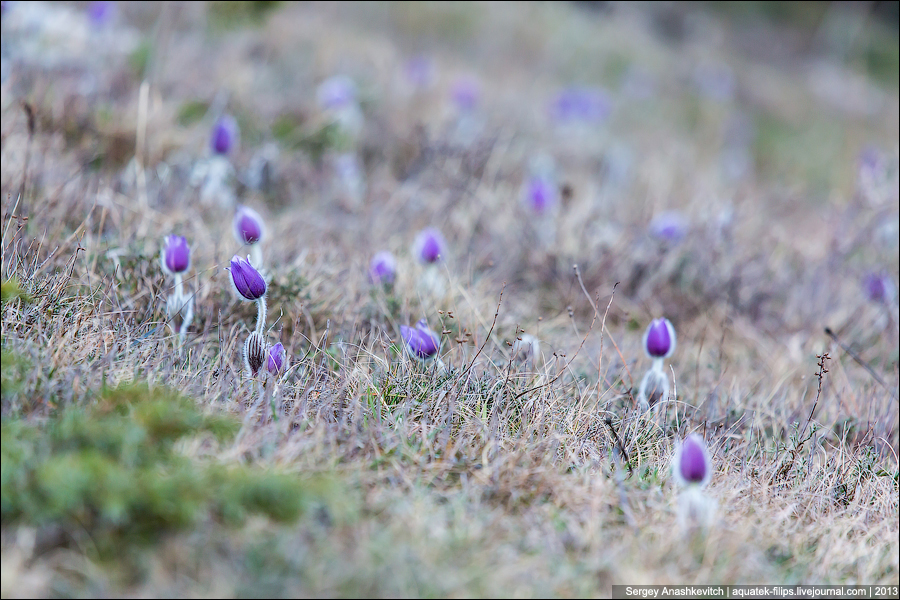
[[638, 367, 669, 410], [451, 77, 479, 112], [211, 114, 239, 156], [414, 228, 446, 265], [524, 174, 557, 215], [549, 87, 610, 123], [229, 255, 267, 301], [863, 272, 896, 304], [649, 210, 688, 244], [244, 331, 268, 377], [317, 75, 357, 111], [369, 251, 397, 285], [643, 317, 676, 359], [400, 319, 440, 360], [267, 342, 285, 376], [673, 433, 712, 488], [161, 235, 191, 275], [233, 205, 265, 246]]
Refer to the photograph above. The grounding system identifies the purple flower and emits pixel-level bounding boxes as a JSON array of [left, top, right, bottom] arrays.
[[524, 175, 557, 215], [267, 342, 285, 376], [369, 251, 397, 285], [211, 114, 239, 156], [404, 56, 434, 89], [401, 319, 440, 360], [414, 228, 446, 264], [229, 255, 267, 301], [862, 272, 896, 304], [451, 77, 480, 112], [549, 87, 611, 123], [674, 434, 712, 487], [87, 1, 116, 28], [233, 205, 265, 246], [244, 331, 267, 377], [643, 317, 676, 359], [649, 210, 689, 244], [317, 75, 357, 111], [161, 235, 190, 275]]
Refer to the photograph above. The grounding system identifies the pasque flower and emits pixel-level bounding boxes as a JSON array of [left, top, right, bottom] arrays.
[[211, 114, 239, 156], [643, 317, 676, 359], [267, 342, 285, 376], [161, 235, 190, 275], [401, 319, 440, 360], [160, 235, 193, 347], [673, 434, 712, 488], [414, 228, 446, 265], [369, 251, 397, 285], [638, 317, 676, 411], [229, 255, 266, 301]]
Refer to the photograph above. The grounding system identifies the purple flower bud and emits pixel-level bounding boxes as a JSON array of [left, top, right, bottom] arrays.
[[369, 251, 397, 285], [400, 319, 440, 360], [161, 235, 190, 275], [244, 332, 267, 377], [451, 77, 480, 112], [414, 228, 446, 265], [404, 56, 434, 89], [211, 114, 238, 156], [524, 175, 557, 215], [674, 434, 712, 488], [229, 255, 266, 301], [87, 1, 116, 28], [267, 342, 285, 376], [549, 87, 611, 123], [643, 317, 676, 359], [233, 205, 265, 246], [862, 272, 896, 304], [317, 75, 357, 111], [649, 210, 689, 244]]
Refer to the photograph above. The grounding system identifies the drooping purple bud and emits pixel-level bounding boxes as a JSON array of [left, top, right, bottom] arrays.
[[649, 210, 689, 244], [161, 235, 190, 275], [674, 433, 712, 487], [369, 251, 397, 285], [451, 77, 480, 112], [211, 114, 239, 156], [643, 317, 676, 359], [549, 87, 611, 123], [862, 272, 896, 304], [229, 255, 267, 301], [233, 205, 265, 246], [400, 319, 440, 360], [414, 228, 446, 265], [317, 75, 357, 111], [524, 175, 557, 215], [267, 342, 285, 376]]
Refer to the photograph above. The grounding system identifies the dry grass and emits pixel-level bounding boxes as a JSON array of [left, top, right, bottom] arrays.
[[2, 1, 898, 597]]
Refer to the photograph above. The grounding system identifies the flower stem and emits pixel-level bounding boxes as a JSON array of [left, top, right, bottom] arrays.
[[255, 297, 267, 335]]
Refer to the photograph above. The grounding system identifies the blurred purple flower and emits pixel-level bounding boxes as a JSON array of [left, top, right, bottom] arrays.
[[524, 174, 557, 215], [401, 319, 440, 360], [862, 272, 896, 304], [87, 1, 116, 28], [369, 251, 397, 285], [211, 114, 238, 156], [161, 235, 190, 275], [451, 77, 480, 112], [404, 56, 434, 89], [233, 205, 265, 246], [229, 255, 266, 301], [649, 210, 689, 243], [549, 87, 610, 123], [643, 317, 676, 359], [674, 433, 712, 488], [414, 227, 446, 264], [317, 75, 357, 111], [267, 342, 285, 376]]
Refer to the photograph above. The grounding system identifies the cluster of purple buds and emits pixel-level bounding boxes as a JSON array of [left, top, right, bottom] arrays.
[[369, 251, 397, 286], [211, 114, 239, 156], [638, 317, 676, 411], [160, 235, 194, 346], [414, 227, 446, 265], [400, 319, 441, 361], [233, 205, 265, 267], [673, 433, 716, 531]]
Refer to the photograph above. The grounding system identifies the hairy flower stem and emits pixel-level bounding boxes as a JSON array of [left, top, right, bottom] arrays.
[[255, 297, 267, 335]]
